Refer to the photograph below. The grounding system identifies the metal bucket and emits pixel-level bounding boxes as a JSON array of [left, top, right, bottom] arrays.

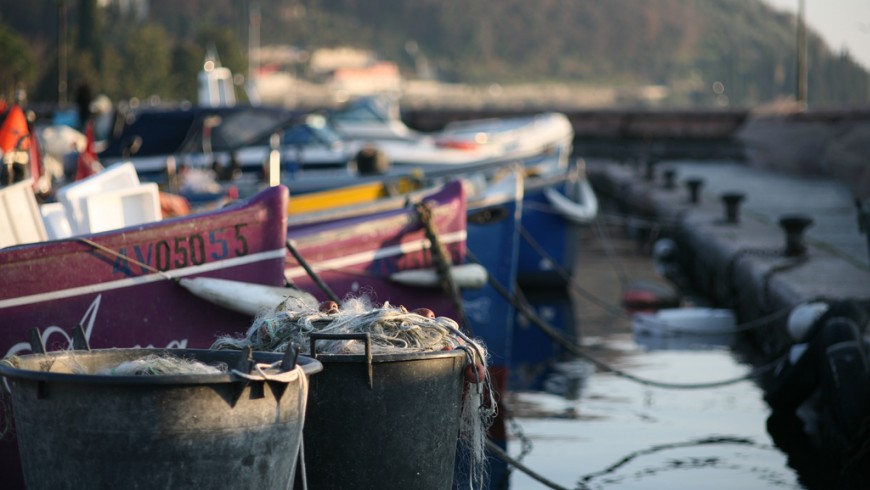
[[298, 333, 467, 490], [0, 347, 322, 490]]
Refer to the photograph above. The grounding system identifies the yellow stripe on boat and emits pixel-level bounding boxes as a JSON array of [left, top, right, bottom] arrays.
[[287, 178, 420, 215]]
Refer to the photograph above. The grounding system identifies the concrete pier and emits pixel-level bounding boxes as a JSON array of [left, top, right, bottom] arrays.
[[586, 158, 870, 356]]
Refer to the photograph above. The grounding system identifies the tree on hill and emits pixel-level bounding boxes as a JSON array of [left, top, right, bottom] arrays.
[[0, 0, 867, 107], [0, 25, 34, 102]]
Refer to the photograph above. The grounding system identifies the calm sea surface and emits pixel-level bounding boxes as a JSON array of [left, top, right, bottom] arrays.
[[502, 164, 805, 489], [505, 344, 797, 489]]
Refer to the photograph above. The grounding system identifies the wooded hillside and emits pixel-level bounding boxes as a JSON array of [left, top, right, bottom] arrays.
[[1, 0, 867, 107]]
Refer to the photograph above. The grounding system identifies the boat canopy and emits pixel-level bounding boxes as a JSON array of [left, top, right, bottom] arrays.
[[99, 105, 309, 159]]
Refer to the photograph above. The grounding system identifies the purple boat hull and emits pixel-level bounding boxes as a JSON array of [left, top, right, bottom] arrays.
[[0, 186, 289, 488], [1, 185, 289, 354], [0, 182, 468, 487], [285, 180, 468, 318]]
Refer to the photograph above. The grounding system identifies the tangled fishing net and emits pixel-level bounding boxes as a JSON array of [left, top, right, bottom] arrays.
[[211, 296, 497, 489], [96, 354, 227, 376]]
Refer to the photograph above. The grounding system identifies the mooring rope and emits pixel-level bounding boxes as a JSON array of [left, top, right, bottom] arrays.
[[484, 440, 572, 490], [286, 239, 341, 303], [591, 216, 632, 290], [518, 225, 797, 335], [414, 201, 472, 334], [78, 238, 177, 282], [468, 249, 782, 390], [487, 417, 777, 489]]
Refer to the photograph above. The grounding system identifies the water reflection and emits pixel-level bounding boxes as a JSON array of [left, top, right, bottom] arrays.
[[576, 437, 796, 490], [502, 287, 803, 489], [510, 287, 587, 399]]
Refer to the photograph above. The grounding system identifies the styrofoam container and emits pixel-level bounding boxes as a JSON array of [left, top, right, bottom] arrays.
[[57, 162, 140, 234], [40, 202, 73, 240], [85, 183, 162, 233], [632, 307, 736, 336], [0, 180, 47, 247]]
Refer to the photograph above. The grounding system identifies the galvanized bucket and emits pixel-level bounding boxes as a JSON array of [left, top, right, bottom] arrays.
[[0, 347, 322, 490], [298, 333, 467, 490]]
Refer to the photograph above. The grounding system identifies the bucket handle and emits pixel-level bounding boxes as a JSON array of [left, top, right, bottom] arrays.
[[27, 324, 90, 354], [310, 333, 373, 389]]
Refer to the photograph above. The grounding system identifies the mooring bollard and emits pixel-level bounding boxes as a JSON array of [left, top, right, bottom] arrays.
[[779, 214, 814, 257], [662, 168, 677, 190], [685, 178, 704, 204], [644, 157, 658, 182], [721, 192, 746, 224]]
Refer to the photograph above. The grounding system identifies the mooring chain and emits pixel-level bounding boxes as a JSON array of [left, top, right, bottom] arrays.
[[488, 407, 537, 490], [414, 201, 472, 334]]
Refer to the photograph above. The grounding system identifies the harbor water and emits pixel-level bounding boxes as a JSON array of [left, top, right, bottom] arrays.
[[502, 158, 818, 489], [505, 343, 795, 489]]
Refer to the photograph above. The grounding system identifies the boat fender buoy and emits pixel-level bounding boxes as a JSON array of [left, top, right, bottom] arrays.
[[413, 307, 436, 318], [464, 363, 486, 383], [787, 302, 830, 342], [319, 300, 339, 315], [355, 146, 390, 175]]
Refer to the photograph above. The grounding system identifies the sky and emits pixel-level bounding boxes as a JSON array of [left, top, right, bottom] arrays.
[[762, 0, 870, 70]]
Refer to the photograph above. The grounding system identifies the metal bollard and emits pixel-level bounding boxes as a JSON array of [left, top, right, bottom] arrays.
[[721, 192, 746, 224], [644, 157, 658, 181], [779, 214, 814, 257], [685, 178, 704, 204]]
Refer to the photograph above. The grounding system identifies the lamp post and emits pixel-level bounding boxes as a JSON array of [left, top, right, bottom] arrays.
[[247, 2, 261, 105], [796, 0, 808, 108]]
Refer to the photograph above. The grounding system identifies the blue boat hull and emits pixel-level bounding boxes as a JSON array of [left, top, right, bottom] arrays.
[[510, 288, 577, 391], [458, 172, 522, 490], [463, 173, 523, 368], [516, 167, 585, 287]]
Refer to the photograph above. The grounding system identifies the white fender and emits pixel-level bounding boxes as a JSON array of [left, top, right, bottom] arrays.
[[544, 178, 598, 224], [179, 277, 318, 316], [389, 263, 488, 289]]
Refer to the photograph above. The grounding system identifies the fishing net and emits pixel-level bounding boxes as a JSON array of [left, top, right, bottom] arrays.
[[211, 296, 497, 489], [213, 296, 468, 354], [95, 354, 227, 376]]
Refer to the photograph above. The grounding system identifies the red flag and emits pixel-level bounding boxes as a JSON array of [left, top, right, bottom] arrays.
[[29, 130, 45, 193], [0, 105, 30, 154], [75, 120, 103, 180]]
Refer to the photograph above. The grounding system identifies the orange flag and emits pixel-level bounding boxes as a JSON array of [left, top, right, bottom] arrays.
[[0, 105, 31, 154]]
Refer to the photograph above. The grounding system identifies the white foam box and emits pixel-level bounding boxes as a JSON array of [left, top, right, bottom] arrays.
[[40, 202, 73, 240], [56, 162, 140, 234], [0, 180, 47, 247], [85, 183, 163, 233]]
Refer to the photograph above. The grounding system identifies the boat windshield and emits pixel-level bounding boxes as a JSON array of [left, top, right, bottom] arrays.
[[330, 97, 390, 124], [299, 114, 343, 146]]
